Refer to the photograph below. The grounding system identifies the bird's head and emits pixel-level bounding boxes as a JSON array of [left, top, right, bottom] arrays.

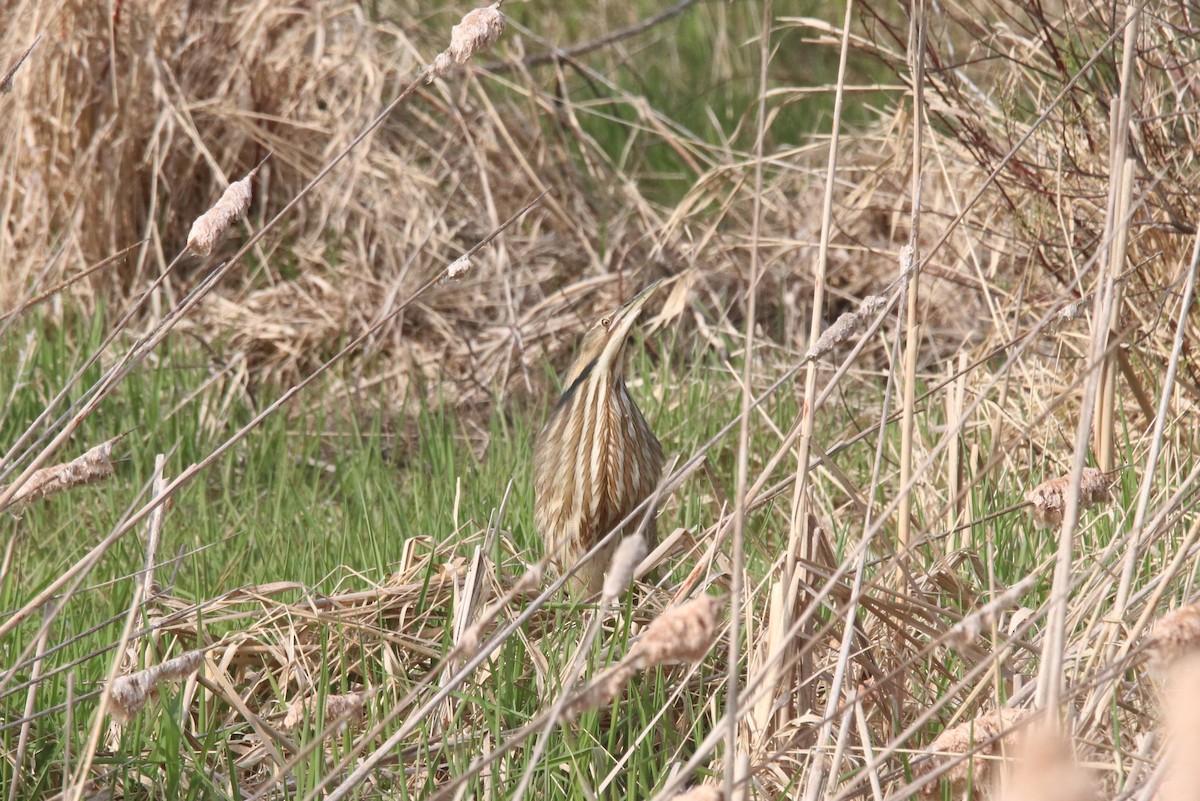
[[561, 279, 663, 389]]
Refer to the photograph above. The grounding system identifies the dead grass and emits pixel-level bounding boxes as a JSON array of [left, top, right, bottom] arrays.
[[3, 0, 1200, 798]]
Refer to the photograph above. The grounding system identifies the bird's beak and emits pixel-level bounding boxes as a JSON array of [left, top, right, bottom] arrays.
[[609, 279, 663, 341], [595, 279, 663, 372]]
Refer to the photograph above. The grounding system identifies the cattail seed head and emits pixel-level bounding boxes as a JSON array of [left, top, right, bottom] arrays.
[[630, 594, 723, 667], [446, 254, 473, 280], [187, 167, 258, 256], [1025, 467, 1111, 528], [427, 3, 505, 82], [916, 708, 1029, 796], [282, 691, 365, 731], [448, 3, 505, 64], [1147, 603, 1200, 677], [108, 650, 204, 722], [601, 533, 647, 604], [1159, 652, 1200, 801], [1, 434, 125, 513], [806, 294, 887, 361], [995, 727, 1095, 801]]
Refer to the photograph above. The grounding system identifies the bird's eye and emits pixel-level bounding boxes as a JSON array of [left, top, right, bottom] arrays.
[[600, 317, 611, 329]]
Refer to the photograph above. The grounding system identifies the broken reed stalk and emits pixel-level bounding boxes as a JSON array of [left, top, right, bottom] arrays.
[[897, 0, 927, 586], [6, 613, 48, 801], [1092, 2, 1140, 473], [1093, 157, 1134, 473], [724, 0, 772, 793], [0, 34, 39, 93], [68, 454, 169, 801]]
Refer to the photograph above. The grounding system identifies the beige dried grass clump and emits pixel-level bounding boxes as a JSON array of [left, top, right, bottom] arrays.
[[1025, 467, 1111, 527], [0, 433, 125, 513], [1145, 603, 1200, 677], [108, 650, 204, 722], [186, 167, 258, 256], [916, 708, 1029, 796], [282, 691, 365, 731]]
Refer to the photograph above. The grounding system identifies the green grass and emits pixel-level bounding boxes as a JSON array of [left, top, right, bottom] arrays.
[[398, 0, 891, 204], [7, 292, 1193, 801], [0, 312, 760, 798]]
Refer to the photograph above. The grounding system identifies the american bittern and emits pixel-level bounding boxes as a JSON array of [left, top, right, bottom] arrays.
[[534, 280, 665, 595]]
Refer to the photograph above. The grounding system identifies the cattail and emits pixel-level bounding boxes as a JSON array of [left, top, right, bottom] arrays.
[[916, 708, 1029, 796], [108, 650, 204, 722], [1025, 467, 1111, 528], [673, 786, 724, 801], [446, 254, 473, 280], [564, 594, 724, 718], [806, 294, 887, 361], [601, 534, 647, 604], [282, 691, 365, 731], [448, 4, 505, 64], [1, 36, 39, 94], [186, 167, 258, 256], [1159, 652, 1200, 801], [426, 3, 505, 83], [1, 434, 125, 513], [898, 243, 916, 279], [629, 594, 724, 667], [562, 661, 639, 718], [1146, 603, 1200, 677], [995, 727, 1095, 801]]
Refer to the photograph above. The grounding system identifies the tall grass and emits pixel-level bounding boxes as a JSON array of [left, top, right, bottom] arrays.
[[3, 0, 1200, 799]]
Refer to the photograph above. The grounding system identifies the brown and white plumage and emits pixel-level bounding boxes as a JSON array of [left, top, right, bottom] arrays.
[[534, 281, 665, 595]]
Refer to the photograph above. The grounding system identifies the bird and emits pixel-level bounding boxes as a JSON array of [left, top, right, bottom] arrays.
[[533, 280, 666, 596]]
